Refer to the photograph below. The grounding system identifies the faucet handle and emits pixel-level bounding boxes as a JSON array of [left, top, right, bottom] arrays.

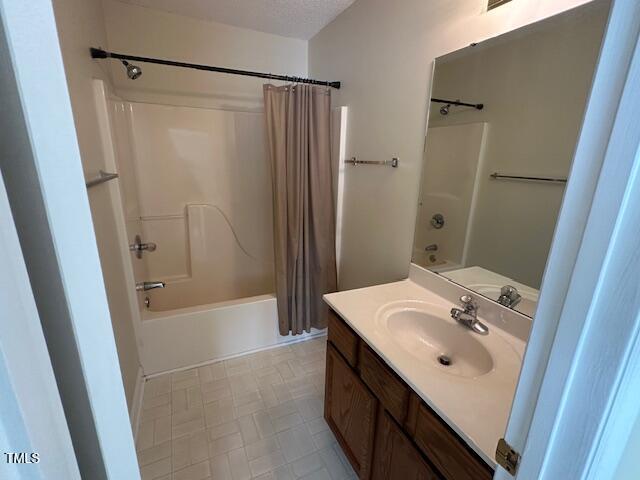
[[500, 285, 518, 296], [459, 294, 477, 312]]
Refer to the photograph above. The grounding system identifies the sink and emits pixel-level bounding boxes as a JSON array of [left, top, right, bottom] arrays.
[[376, 301, 494, 378]]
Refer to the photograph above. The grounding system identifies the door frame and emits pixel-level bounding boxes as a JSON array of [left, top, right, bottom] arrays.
[[0, 0, 140, 478], [497, 0, 640, 478], [0, 171, 80, 480]]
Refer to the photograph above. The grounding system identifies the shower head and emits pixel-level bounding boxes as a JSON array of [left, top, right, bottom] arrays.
[[439, 104, 450, 115], [121, 60, 142, 80]]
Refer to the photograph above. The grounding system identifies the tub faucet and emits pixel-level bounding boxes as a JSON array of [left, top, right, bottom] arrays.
[[136, 281, 165, 292], [451, 295, 489, 335], [497, 285, 521, 309]]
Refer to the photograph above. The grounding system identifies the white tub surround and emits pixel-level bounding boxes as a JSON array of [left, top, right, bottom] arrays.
[[323, 264, 530, 467]]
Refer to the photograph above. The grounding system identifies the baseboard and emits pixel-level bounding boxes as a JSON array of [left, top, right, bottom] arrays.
[[130, 365, 145, 441], [145, 331, 327, 379]]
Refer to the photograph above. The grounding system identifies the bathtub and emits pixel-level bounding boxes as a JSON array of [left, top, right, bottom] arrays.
[[138, 293, 324, 375]]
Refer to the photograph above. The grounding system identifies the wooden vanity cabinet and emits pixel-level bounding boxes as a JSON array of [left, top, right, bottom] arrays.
[[324, 309, 494, 480]]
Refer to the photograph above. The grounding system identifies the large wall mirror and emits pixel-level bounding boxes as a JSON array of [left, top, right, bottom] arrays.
[[413, 0, 610, 317]]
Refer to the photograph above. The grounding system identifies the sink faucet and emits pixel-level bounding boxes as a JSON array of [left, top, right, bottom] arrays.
[[497, 285, 521, 309], [451, 295, 489, 335]]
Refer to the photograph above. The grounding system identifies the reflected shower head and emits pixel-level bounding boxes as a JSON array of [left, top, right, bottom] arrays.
[[440, 104, 450, 115], [121, 60, 142, 80]]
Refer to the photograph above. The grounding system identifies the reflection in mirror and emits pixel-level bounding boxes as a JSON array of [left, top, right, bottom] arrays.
[[412, 0, 610, 317]]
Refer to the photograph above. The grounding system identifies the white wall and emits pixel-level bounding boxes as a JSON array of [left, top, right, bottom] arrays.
[[426, 3, 608, 289], [102, 0, 307, 110], [52, 0, 142, 411], [309, 0, 599, 289]]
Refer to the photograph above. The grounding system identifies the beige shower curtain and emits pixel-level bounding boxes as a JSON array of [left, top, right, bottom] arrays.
[[263, 84, 337, 335]]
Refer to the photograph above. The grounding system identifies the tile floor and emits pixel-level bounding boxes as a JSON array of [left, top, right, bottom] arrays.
[[136, 336, 357, 480]]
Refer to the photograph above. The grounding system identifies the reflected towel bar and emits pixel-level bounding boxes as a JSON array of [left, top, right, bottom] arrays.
[[86, 170, 119, 188], [345, 157, 399, 168], [490, 172, 567, 184]]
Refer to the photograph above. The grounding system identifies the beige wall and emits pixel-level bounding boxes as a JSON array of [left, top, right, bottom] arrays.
[[52, 0, 141, 409], [102, 0, 308, 111], [309, 0, 600, 289], [427, 3, 608, 288]]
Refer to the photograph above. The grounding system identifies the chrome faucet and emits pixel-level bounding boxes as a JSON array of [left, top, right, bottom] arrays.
[[136, 281, 165, 292], [450, 295, 489, 335], [497, 285, 521, 309]]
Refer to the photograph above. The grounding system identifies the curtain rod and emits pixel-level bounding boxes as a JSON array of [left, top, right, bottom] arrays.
[[431, 97, 484, 110], [90, 48, 341, 89]]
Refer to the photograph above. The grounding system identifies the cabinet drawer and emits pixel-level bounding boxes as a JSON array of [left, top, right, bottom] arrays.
[[328, 309, 359, 368], [411, 398, 493, 480], [359, 343, 410, 424]]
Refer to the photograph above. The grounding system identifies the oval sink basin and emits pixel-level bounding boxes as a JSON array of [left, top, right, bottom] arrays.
[[376, 301, 494, 378]]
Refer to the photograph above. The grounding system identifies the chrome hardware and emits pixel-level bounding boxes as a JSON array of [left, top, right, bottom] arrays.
[[130, 235, 157, 259], [451, 295, 489, 335], [425, 244, 438, 252], [430, 213, 445, 229], [460, 295, 477, 314], [497, 285, 522, 309], [86, 170, 119, 188], [136, 281, 165, 292], [344, 157, 399, 168], [144, 296, 150, 309], [490, 172, 567, 184], [496, 438, 520, 476]]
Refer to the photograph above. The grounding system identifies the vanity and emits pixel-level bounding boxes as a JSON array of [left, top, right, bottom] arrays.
[[320, 2, 607, 477], [322, 265, 528, 480]]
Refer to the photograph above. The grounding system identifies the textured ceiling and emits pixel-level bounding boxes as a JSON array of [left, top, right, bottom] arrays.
[[115, 0, 356, 40]]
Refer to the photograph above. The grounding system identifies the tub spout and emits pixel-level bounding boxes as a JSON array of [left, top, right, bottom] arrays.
[[136, 281, 165, 292]]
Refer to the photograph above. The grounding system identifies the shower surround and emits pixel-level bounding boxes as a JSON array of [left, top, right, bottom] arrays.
[[100, 90, 332, 374], [127, 102, 275, 310]]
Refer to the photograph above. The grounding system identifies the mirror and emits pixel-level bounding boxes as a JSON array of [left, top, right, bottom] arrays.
[[412, 0, 610, 317]]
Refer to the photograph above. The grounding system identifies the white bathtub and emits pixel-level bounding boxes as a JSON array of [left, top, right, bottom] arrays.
[[139, 293, 324, 375]]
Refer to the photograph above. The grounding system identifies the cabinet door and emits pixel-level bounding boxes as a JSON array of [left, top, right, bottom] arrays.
[[411, 400, 493, 480], [372, 410, 440, 480], [325, 343, 378, 479]]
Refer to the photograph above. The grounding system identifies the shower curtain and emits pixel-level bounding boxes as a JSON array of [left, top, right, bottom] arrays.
[[263, 84, 337, 336]]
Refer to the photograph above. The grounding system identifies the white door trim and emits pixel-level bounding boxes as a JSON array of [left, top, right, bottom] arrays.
[[0, 171, 80, 480], [0, 0, 140, 478], [532, 13, 640, 477], [497, 0, 640, 478]]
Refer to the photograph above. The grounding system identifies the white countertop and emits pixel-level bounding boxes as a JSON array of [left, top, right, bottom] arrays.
[[323, 277, 526, 468]]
